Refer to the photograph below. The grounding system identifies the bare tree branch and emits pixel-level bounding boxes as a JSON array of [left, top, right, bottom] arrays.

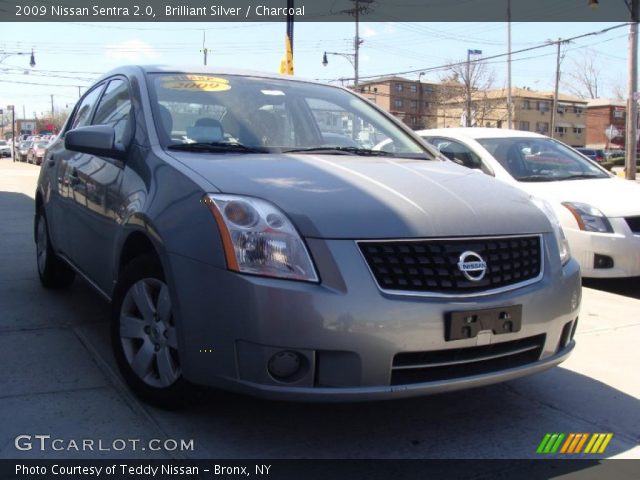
[[562, 48, 602, 99]]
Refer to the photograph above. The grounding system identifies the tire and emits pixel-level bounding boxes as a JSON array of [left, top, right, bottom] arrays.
[[35, 208, 76, 289], [111, 254, 191, 409]]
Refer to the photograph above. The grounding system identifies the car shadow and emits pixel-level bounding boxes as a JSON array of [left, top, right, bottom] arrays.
[[582, 277, 640, 300]]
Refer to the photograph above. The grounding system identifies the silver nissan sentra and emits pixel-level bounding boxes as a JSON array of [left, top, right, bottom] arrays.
[[35, 66, 580, 407]]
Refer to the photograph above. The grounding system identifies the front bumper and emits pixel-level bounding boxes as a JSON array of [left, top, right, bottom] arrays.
[[566, 218, 640, 278], [167, 236, 581, 401]]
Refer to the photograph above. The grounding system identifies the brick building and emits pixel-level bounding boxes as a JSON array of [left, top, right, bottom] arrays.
[[585, 98, 626, 149], [437, 88, 588, 146], [354, 76, 441, 129]]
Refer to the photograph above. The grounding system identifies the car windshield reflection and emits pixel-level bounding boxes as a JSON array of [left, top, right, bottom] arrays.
[[476, 137, 609, 181]]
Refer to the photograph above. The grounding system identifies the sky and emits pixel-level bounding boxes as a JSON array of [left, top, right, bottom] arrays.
[[0, 21, 631, 122]]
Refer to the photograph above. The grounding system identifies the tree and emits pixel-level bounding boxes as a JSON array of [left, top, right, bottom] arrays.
[[563, 48, 602, 99], [437, 58, 498, 127]]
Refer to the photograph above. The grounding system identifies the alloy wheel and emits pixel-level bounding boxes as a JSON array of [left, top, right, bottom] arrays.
[[119, 278, 181, 388]]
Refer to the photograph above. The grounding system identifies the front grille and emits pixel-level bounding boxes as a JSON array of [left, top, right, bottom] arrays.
[[625, 216, 640, 234], [391, 334, 545, 385], [358, 236, 542, 295]]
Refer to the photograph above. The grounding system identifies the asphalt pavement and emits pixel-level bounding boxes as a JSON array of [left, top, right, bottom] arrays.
[[0, 157, 638, 461]]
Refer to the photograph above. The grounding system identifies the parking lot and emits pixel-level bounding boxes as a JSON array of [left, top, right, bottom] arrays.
[[0, 157, 638, 461]]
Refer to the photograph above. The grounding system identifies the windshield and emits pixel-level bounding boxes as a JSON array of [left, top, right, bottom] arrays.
[[149, 73, 430, 159], [36, 141, 48, 149], [476, 137, 609, 181]]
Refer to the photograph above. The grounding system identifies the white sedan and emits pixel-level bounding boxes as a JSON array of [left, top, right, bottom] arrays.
[[393, 128, 640, 278]]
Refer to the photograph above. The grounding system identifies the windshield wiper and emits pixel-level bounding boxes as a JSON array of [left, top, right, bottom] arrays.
[[283, 146, 396, 157], [167, 142, 267, 153], [560, 173, 604, 180], [517, 175, 560, 182]]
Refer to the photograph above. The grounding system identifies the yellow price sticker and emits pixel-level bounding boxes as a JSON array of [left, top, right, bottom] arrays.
[[161, 75, 231, 92]]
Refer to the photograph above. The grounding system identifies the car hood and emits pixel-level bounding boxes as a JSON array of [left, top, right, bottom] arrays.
[[168, 152, 551, 239], [517, 176, 640, 218]]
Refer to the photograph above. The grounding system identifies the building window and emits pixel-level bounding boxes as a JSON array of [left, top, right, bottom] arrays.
[[394, 99, 403, 108], [557, 105, 565, 114], [422, 85, 434, 94], [555, 126, 567, 134], [613, 109, 625, 119], [394, 83, 403, 92], [410, 84, 417, 93], [410, 100, 418, 110], [536, 121, 549, 133], [410, 116, 418, 125], [424, 101, 430, 109], [522, 100, 530, 110], [537, 101, 549, 112], [573, 127, 583, 134], [575, 106, 583, 115], [519, 121, 530, 131]]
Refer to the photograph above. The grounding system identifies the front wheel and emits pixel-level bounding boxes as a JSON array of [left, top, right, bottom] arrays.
[[111, 254, 191, 408]]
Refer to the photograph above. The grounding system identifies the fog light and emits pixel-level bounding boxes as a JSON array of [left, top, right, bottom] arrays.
[[594, 254, 614, 269], [268, 351, 303, 381]]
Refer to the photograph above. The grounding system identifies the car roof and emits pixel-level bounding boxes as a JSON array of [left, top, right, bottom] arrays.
[[96, 65, 327, 88], [415, 127, 548, 140]]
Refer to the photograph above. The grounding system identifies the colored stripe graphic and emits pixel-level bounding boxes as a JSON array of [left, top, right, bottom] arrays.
[[537, 434, 552, 454], [585, 433, 614, 454], [539, 433, 613, 454], [574, 433, 589, 453], [537, 433, 565, 454], [560, 433, 575, 453]]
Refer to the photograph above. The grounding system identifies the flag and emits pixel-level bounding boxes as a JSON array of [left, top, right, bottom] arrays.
[[279, 0, 294, 75], [279, 34, 294, 75]]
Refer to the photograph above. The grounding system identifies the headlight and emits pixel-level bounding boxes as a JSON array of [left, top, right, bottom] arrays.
[[531, 197, 571, 265], [561, 202, 613, 233], [203, 194, 319, 282]]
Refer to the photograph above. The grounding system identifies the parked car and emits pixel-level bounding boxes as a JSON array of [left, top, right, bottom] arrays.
[[574, 147, 605, 163], [27, 140, 49, 165], [412, 128, 640, 278], [0, 140, 11, 157], [17, 141, 32, 162], [36, 67, 580, 407], [605, 149, 625, 159]]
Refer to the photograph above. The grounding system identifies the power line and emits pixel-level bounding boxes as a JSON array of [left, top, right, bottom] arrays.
[[322, 23, 630, 82]]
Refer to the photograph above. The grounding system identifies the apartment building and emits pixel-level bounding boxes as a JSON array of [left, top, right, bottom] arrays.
[[585, 98, 626, 149], [354, 76, 440, 129], [437, 87, 588, 147]]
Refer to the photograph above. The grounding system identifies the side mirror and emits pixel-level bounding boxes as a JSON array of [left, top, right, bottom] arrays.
[[65, 125, 126, 161]]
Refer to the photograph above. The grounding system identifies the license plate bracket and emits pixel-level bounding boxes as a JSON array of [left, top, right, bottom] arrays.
[[445, 305, 522, 341]]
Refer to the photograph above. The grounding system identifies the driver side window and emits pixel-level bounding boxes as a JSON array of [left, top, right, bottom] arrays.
[[92, 78, 132, 147], [68, 84, 105, 132]]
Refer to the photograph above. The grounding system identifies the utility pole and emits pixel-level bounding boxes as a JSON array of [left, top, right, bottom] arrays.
[[50, 94, 54, 120], [550, 39, 562, 140], [344, 0, 372, 88], [506, 0, 513, 129], [626, 0, 638, 180]]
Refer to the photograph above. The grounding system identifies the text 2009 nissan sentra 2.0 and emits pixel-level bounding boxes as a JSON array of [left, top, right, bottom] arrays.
[[35, 66, 581, 407]]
